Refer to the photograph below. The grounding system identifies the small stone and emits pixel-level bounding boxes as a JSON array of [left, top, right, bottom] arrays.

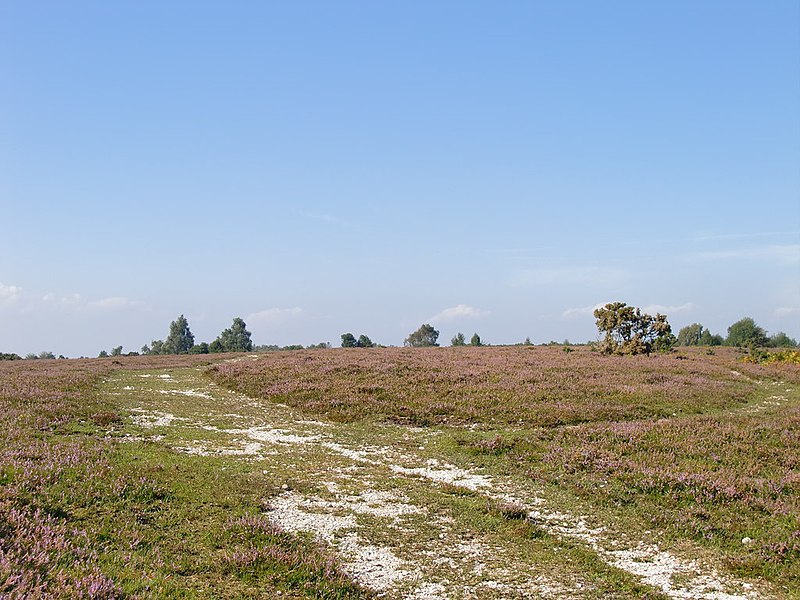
[[742, 537, 753, 545], [281, 483, 289, 490]]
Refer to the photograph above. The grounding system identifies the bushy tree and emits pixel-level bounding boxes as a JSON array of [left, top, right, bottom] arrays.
[[216, 317, 253, 352], [594, 302, 675, 355], [0, 353, 21, 361], [470, 333, 482, 347], [208, 339, 224, 353], [676, 323, 704, 346], [163, 315, 194, 354], [726, 317, 768, 348], [98, 350, 109, 358], [769, 332, 798, 348], [405, 324, 439, 347], [698, 329, 724, 346], [451, 332, 466, 346], [111, 346, 123, 356], [190, 342, 210, 354], [307, 342, 331, 349], [341, 333, 374, 348], [38, 351, 55, 359]]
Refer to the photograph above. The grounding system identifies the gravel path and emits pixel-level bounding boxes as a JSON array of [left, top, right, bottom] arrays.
[[111, 366, 768, 599]]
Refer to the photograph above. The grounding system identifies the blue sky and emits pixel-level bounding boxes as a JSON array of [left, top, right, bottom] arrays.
[[1, 1, 799, 356]]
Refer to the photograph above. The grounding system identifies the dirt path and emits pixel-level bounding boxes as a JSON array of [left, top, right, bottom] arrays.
[[108, 365, 769, 599]]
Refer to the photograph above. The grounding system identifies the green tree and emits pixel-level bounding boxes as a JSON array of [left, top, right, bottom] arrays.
[[470, 333, 482, 347], [698, 329, 723, 346], [98, 350, 109, 358], [307, 342, 331, 349], [405, 324, 439, 347], [523, 337, 533, 346], [451, 332, 466, 346], [111, 346, 123, 356], [726, 317, 768, 348], [676, 323, 705, 346], [594, 302, 675, 355], [217, 317, 253, 352], [208, 339, 225, 353], [190, 342, 210, 354], [769, 332, 798, 348], [357, 335, 374, 348], [163, 315, 195, 354], [38, 351, 55, 359], [341, 333, 358, 348]]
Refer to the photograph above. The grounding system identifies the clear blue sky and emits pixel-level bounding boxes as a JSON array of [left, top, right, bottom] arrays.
[[1, 1, 799, 356]]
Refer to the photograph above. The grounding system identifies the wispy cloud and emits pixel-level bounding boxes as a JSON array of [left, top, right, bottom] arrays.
[[563, 301, 693, 319], [693, 244, 800, 266], [86, 296, 139, 310], [641, 302, 694, 315], [691, 231, 800, 242], [512, 266, 629, 287], [3, 285, 142, 314], [562, 302, 610, 319], [246, 307, 304, 325], [429, 304, 490, 323], [299, 211, 355, 228]]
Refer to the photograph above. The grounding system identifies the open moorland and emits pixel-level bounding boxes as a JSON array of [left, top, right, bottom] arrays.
[[1, 346, 798, 598]]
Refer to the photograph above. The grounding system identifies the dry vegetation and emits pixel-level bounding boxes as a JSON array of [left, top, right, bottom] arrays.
[[208, 346, 778, 426], [2, 346, 798, 597], [209, 346, 800, 591]]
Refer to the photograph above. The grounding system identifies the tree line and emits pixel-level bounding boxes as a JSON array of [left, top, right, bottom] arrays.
[[675, 317, 796, 349], [2, 306, 797, 361], [138, 315, 253, 355]]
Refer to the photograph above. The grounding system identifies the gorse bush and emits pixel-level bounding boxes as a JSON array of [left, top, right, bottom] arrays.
[[594, 302, 675, 355]]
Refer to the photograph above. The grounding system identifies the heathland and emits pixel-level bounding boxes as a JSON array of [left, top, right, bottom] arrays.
[[1, 346, 797, 598]]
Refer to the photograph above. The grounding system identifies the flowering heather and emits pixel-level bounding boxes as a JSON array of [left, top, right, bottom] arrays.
[[0, 359, 121, 598], [209, 345, 800, 588], [0, 354, 371, 598], [208, 346, 787, 426]]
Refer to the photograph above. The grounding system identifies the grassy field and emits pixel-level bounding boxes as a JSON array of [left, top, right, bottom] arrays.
[[0, 355, 369, 599], [209, 346, 800, 594], [1, 346, 797, 598]]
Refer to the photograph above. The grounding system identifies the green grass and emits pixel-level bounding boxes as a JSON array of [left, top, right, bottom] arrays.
[[0, 357, 371, 599]]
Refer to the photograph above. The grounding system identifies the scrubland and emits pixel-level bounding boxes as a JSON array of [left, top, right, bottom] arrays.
[[1, 347, 797, 597]]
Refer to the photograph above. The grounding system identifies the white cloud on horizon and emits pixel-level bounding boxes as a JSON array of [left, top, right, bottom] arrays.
[[429, 304, 490, 323], [0, 282, 23, 304], [2, 284, 142, 315]]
